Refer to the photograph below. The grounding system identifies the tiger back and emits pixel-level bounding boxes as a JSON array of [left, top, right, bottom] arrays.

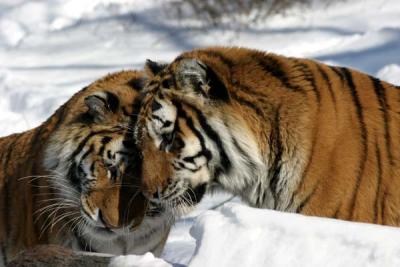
[[135, 46, 400, 227]]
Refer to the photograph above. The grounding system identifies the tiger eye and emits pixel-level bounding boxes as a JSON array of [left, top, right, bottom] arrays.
[[170, 137, 184, 153]]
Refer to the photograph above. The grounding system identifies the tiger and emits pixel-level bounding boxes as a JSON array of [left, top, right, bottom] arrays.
[[134, 46, 400, 227], [0, 70, 171, 265]]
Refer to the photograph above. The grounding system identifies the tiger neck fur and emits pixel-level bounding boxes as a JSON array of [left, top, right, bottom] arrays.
[[203, 102, 310, 212]]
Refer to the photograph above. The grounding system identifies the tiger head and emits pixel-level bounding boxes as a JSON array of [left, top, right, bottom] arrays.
[[43, 71, 151, 238], [135, 52, 262, 215]]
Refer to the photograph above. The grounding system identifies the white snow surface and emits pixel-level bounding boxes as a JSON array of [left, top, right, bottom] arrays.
[[110, 252, 172, 267], [1, 0, 400, 266], [189, 204, 400, 267]]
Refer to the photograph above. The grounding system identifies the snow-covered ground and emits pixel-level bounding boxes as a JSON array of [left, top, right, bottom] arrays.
[[1, 0, 400, 266]]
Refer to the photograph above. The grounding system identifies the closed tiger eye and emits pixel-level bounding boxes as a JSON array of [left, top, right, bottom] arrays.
[[169, 136, 184, 153], [160, 132, 174, 151]]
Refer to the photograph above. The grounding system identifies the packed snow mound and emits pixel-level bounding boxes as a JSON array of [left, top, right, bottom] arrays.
[[188, 203, 400, 267], [109, 252, 172, 267]]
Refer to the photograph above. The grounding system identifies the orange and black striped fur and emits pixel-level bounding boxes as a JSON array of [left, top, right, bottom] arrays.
[[135, 46, 400, 226], [0, 71, 171, 265]]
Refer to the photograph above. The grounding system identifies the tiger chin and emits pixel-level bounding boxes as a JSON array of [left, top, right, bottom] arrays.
[[0, 70, 171, 265], [135, 46, 400, 227]]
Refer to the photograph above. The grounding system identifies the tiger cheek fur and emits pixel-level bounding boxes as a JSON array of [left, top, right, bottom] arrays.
[[137, 46, 400, 228]]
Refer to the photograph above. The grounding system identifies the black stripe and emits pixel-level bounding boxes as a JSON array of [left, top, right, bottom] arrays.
[[370, 77, 393, 165], [175, 102, 212, 163], [252, 55, 305, 94], [30, 126, 47, 157], [316, 64, 337, 110], [289, 119, 319, 211], [183, 151, 206, 163], [98, 144, 106, 156], [80, 144, 94, 162], [151, 115, 172, 128], [230, 93, 266, 118], [295, 62, 321, 103], [101, 136, 112, 145], [99, 136, 112, 156], [90, 162, 95, 173], [269, 107, 283, 204], [374, 138, 382, 223], [232, 80, 270, 100], [69, 129, 120, 161], [92, 95, 108, 107], [172, 164, 181, 171], [68, 162, 82, 191], [340, 67, 368, 219], [330, 66, 345, 83], [175, 161, 201, 173], [185, 183, 207, 204], [231, 134, 257, 170], [116, 151, 135, 157], [178, 101, 231, 174], [51, 101, 69, 133]]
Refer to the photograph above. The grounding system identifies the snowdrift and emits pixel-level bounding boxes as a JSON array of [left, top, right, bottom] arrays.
[[188, 203, 400, 267], [112, 203, 400, 267]]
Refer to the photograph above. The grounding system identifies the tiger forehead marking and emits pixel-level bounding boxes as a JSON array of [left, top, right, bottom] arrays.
[[137, 46, 400, 227]]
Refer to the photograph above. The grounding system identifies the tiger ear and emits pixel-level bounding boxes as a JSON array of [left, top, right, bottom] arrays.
[[84, 91, 119, 123], [175, 58, 229, 102], [145, 59, 168, 77]]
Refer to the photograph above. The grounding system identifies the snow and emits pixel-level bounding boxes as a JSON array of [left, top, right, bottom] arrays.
[[189, 204, 400, 267], [110, 252, 172, 267], [1, 0, 400, 266]]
